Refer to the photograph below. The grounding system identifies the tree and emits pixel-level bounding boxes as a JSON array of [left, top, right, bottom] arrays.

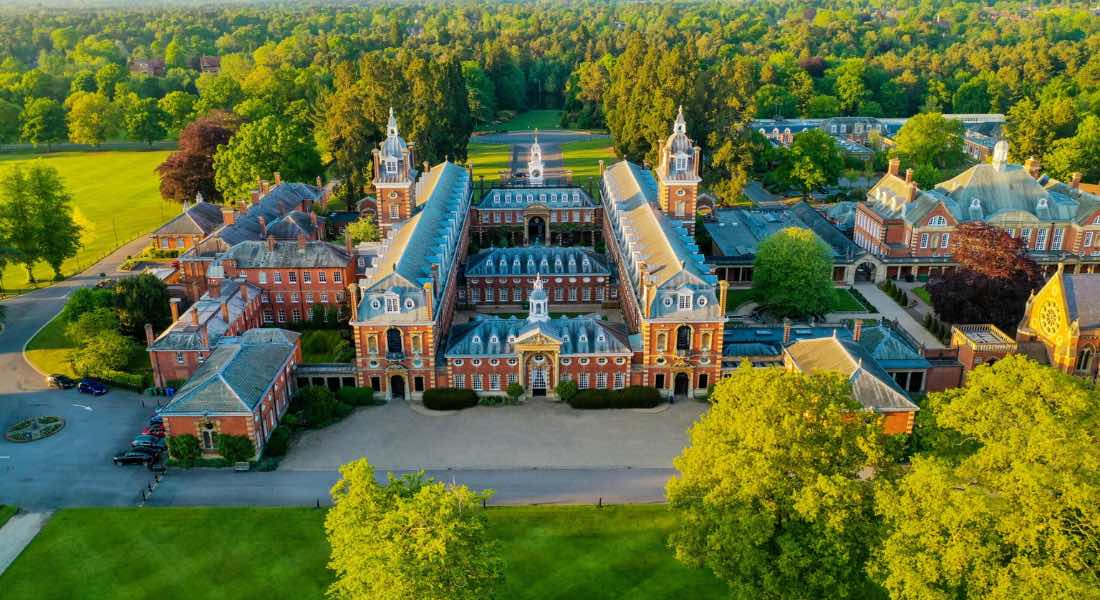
[[315, 62, 381, 209], [325, 458, 503, 600], [61, 287, 114, 321], [873, 356, 1100, 599], [461, 61, 496, 125], [19, 97, 66, 147], [505, 382, 524, 404], [754, 84, 797, 119], [704, 57, 757, 204], [805, 94, 841, 118], [893, 113, 966, 170], [65, 91, 115, 146], [751, 227, 836, 318], [833, 59, 870, 115], [344, 218, 381, 244], [778, 129, 843, 195], [1044, 115, 1100, 183], [94, 63, 127, 98], [925, 222, 1040, 333], [194, 74, 244, 115], [70, 329, 135, 376], [123, 97, 167, 144], [0, 162, 81, 281], [213, 115, 321, 200], [158, 91, 196, 137], [952, 78, 991, 113], [156, 111, 239, 202], [66, 307, 118, 345], [554, 379, 578, 403], [113, 273, 171, 339], [1005, 97, 1077, 162], [668, 365, 889, 600], [0, 99, 21, 143]]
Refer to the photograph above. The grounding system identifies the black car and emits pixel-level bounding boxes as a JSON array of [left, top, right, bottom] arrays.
[[130, 435, 167, 452], [77, 378, 108, 396], [113, 447, 161, 466], [148, 414, 163, 427], [47, 374, 76, 389]]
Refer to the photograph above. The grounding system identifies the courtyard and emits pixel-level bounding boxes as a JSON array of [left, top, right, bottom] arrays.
[[280, 397, 709, 471]]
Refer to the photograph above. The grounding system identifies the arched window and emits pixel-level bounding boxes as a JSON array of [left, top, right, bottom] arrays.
[[386, 328, 403, 355], [676, 326, 691, 351], [657, 332, 668, 352], [1077, 347, 1095, 372], [928, 215, 947, 227]]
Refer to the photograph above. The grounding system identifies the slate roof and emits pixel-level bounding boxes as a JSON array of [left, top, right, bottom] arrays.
[[465, 246, 610, 277], [705, 201, 862, 263], [265, 210, 324, 240], [445, 314, 632, 357], [154, 201, 223, 237], [478, 187, 596, 209], [148, 278, 261, 352], [784, 336, 919, 413], [220, 240, 350, 269], [1061, 273, 1100, 330], [185, 182, 322, 258], [723, 323, 930, 371], [161, 328, 299, 415], [601, 160, 720, 320]]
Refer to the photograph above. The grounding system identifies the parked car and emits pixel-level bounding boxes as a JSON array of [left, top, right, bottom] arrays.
[[130, 435, 167, 452], [94, 278, 115, 289], [112, 447, 160, 466], [47, 374, 76, 389], [142, 424, 166, 438], [148, 414, 163, 427], [77, 378, 108, 396]]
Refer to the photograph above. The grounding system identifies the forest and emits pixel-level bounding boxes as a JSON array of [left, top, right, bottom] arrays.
[[0, 0, 1097, 203]]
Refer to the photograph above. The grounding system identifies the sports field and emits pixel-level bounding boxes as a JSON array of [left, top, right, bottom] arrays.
[[0, 150, 175, 293]]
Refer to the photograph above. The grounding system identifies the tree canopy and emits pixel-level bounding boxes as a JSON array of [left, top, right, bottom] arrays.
[[156, 110, 238, 203], [751, 227, 836, 318], [893, 113, 966, 171]]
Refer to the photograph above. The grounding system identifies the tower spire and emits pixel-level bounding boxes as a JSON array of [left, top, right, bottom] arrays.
[[527, 273, 549, 323], [387, 107, 398, 137]]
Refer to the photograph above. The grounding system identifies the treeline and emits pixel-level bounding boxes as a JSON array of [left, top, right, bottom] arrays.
[[0, 1, 1097, 201]]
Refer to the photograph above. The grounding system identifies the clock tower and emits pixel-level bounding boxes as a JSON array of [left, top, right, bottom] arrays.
[[372, 108, 417, 235], [527, 131, 545, 186], [655, 106, 702, 233]]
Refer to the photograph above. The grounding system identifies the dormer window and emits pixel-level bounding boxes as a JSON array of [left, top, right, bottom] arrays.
[[928, 216, 947, 227], [384, 296, 399, 313], [385, 158, 398, 175], [677, 291, 693, 310], [471, 335, 481, 345], [674, 155, 688, 172], [489, 335, 499, 345]]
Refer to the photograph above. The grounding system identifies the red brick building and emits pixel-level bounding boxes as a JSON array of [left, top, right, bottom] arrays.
[[160, 328, 301, 459], [471, 186, 602, 247], [461, 246, 615, 306]]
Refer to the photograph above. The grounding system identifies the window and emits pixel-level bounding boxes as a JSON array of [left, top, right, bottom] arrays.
[[583, 287, 591, 302], [614, 373, 625, 389], [385, 158, 398, 174], [389, 203, 399, 219], [275, 293, 284, 303], [454, 374, 466, 388], [674, 156, 688, 171], [471, 288, 480, 303], [919, 233, 929, 248], [175, 352, 184, 364], [318, 271, 326, 283], [940, 233, 949, 248], [1021, 227, 1032, 242], [678, 292, 692, 310], [473, 375, 483, 392], [385, 296, 399, 313], [569, 287, 578, 301], [579, 373, 590, 389], [596, 373, 607, 388], [513, 287, 521, 302], [485, 288, 493, 303], [277, 309, 286, 322], [698, 373, 708, 389], [1036, 228, 1048, 250], [1085, 231, 1095, 248], [508, 373, 517, 386], [333, 271, 342, 283], [291, 309, 301, 322], [258, 271, 267, 284], [928, 215, 946, 227], [274, 272, 282, 284], [596, 287, 605, 302], [263, 311, 273, 323], [200, 428, 216, 450], [1053, 227, 1064, 251], [290, 292, 299, 303], [261, 292, 270, 303], [320, 293, 328, 303], [490, 374, 500, 391], [305, 293, 313, 304]]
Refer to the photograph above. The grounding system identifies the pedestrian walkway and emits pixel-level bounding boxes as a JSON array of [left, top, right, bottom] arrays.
[[855, 283, 944, 348], [0, 511, 51, 576]]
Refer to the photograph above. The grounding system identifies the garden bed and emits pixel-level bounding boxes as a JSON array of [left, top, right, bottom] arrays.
[[5, 416, 65, 442]]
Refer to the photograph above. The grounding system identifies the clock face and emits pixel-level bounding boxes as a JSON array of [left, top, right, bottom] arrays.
[[1038, 300, 1062, 337], [530, 168, 541, 178]]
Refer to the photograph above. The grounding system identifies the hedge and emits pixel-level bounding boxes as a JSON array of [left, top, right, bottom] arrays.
[[264, 425, 290, 457], [217, 434, 255, 463], [423, 388, 479, 411], [101, 370, 150, 391], [167, 434, 201, 466], [337, 386, 377, 406], [566, 386, 662, 410]]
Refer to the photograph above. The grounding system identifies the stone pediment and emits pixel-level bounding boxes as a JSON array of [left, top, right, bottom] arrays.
[[514, 328, 561, 349]]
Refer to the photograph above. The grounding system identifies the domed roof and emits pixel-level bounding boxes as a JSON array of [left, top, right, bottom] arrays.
[[665, 105, 693, 155], [381, 107, 408, 159]]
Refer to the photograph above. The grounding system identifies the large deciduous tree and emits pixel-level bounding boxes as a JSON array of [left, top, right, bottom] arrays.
[[668, 365, 890, 600], [213, 115, 322, 200], [925, 222, 1040, 333], [1044, 114, 1100, 183], [873, 356, 1100, 599], [113, 272, 171, 339], [325, 458, 503, 600], [751, 227, 836, 318], [0, 162, 82, 281], [315, 62, 383, 209], [155, 110, 239, 203], [778, 129, 843, 196], [19, 97, 66, 148], [893, 112, 966, 170], [344, 217, 381, 244], [65, 91, 116, 146], [123, 97, 167, 145]]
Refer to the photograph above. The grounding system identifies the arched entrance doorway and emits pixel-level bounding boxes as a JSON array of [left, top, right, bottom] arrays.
[[527, 216, 545, 245], [389, 375, 405, 400], [855, 262, 876, 282], [528, 352, 550, 397], [674, 373, 690, 399]]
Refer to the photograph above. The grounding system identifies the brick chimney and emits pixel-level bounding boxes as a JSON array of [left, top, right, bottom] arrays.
[[170, 298, 181, 322], [297, 233, 306, 250], [1024, 156, 1041, 178], [904, 168, 913, 184], [209, 278, 221, 299], [144, 323, 155, 346], [274, 171, 282, 185], [853, 319, 863, 342], [345, 231, 353, 255], [220, 300, 229, 323], [266, 235, 276, 251], [310, 211, 318, 231], [239, 281, 248, 302], [348, 283, 360, 318], [1070, 172, 1082, 190], [190, 307, 199, 327], [783, 318, 792, 344], [887, 158, 900, 177], [200, 324, 209, 348], [250, 190, 260, 205], [221, 206, 236, 226], [258, 216, 267, 238]]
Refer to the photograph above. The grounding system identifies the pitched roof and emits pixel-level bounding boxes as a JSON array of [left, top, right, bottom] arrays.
[[154, 201, 224, 237], [445, 314, 631, 357], [705, 201, 862, 262], [265, 210, 324, 240], [186, 182, 323, 257], [784, 336, 919, 413], [220, 239, 350, 269], [1061, 273, 1100, 330], [465, 246, 610, 277], [148, 278, 261, 352], [478, 186, 597, 209], [161, 328, 299, 415]]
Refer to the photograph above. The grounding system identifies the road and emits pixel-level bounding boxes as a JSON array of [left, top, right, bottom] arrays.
[[471, 130, 608, 145]]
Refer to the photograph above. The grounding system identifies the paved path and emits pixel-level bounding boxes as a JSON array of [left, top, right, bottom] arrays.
[[0, 511, 51, 576], [471, 131, 608, 145], [855, 283, 944, 348], [510, 141, 566, 180]]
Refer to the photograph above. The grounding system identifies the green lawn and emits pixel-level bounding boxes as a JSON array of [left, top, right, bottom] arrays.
[[912, 286, 932, 305], [0, 150, 175, 294], [0, 505, 17, 529], [725, 288, 755, 312], [0, 505, 726, 600], [466, 142, 513, 185], [561, 137, 618, 187], [24, 313, 75, 377], [492, 109, 563, 132], [833, 288, 871, 312]]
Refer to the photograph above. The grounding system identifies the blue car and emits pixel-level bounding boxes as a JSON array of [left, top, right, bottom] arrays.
[[77, 378, 108, 396]]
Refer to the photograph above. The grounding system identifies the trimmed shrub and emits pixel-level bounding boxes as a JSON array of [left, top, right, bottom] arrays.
[[423, 388, 479, 411], [101, 370, 148, 391], [281, 413, 301, 430], [167, 434, 201, 466], [297, 386, 341, 426], [567, 386, 662, 409], [554, 380, 579, 403], [506, 382, 525, 403], [265, 425, 290, 457], [217, 434, 255, 463], [337, 386, 376, 406]]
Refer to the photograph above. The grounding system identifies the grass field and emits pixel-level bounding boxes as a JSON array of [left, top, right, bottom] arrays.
[[0, 505, 726, 600], [912, 286, 932, 305], [561, 138, 618, 187], [725, 288, 755, 312], [23, 313, 75, 377], [0, 505, 16, 529], [834, 288, 871, 312], [492, 109, 563, 132], [466, 142, 513, 184], [0, 150, 175, 293]]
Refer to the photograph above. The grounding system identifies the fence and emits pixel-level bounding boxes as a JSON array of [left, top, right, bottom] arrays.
[[0, 140, 178, 155]]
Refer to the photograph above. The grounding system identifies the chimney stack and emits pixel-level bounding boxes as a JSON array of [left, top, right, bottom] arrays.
[[200, 324, 209, 349], [1024, 156, 1042, 178], [239, 281, 248, 302], [1070, 172, 1082, 190], [274, 171, 281, 185], [221, 206, 236, 226], [887, 158, 900, 177], [190, 306, 199, 327], [783, 318, 792, 344], [853, 319, 863, 342], [267, 235, 275, 251], [220, 300, 229, 323], [348, 283, 360, 318], [250, 190, 260, 205], [209, 278, 221, 299], [310, 211, 318, 229], [345, 231, 354, 255], [423, 160, 429, 174], [904, 168, 913, 184], [170, 298, 181, 322], [144, 323, 155, 346], [297, 233, 306, 250], [259, 216, 267, 238]]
